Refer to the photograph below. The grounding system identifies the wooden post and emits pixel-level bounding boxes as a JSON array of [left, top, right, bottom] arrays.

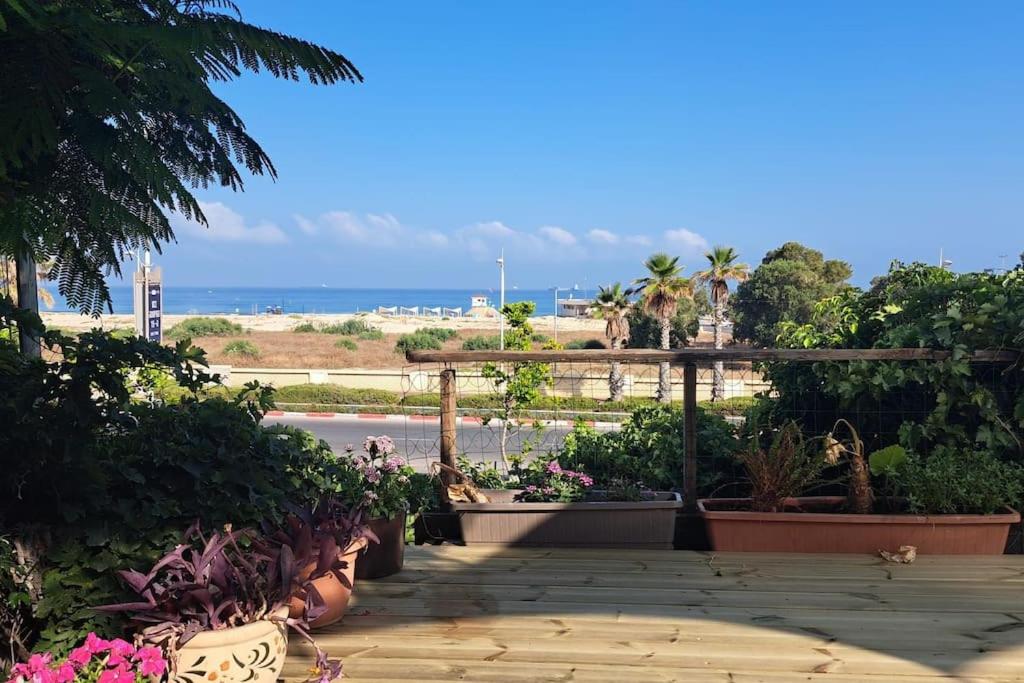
[[439, 367, 457, 485], [683, 362, 698, 509]]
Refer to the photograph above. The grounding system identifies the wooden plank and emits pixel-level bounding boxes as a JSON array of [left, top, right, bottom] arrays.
[[406, 347, 1019, 364], [438, 368, 457, 484], [283, 657, 1007, 683], [683, 362, 698, 507]]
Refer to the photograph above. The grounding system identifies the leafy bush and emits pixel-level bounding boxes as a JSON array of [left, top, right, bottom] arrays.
[[739, 422, 825, 512], [357, 328, 384, 341], [292, 322, 319, 333], [272, 384, 400, 406], [334, 338, 357, 351], [461, 334, 500, 351], [0, 301, 338, 654], [558, 404, 739, 493], [166, 316, 242, 340], [564, 338, 606, 350], [891, 448, 1023, 515], [223, 339, 260, 357], [418, 327, 457, 342], [394, 330, 443, 354], [293, 319, 381, 338]]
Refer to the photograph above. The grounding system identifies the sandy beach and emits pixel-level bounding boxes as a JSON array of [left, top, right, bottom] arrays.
[[41, 311, 607, 335]]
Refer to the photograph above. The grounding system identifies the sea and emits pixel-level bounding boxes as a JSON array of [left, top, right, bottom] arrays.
[[51, 287, 594, 316]]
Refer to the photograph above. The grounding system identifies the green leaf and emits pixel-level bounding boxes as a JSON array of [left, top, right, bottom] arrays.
[[868, 445, 907, 476]]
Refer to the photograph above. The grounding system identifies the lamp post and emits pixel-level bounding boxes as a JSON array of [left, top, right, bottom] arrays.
[[497, 249, 505, 351]]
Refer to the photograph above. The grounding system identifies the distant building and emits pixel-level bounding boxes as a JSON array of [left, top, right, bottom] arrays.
[[467, 294, 497, 319], [470, 294, 490, 308], [557, 298, 593, 318]]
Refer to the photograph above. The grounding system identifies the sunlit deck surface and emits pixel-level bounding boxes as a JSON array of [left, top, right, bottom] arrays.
[[286, 546, 1024, 682]]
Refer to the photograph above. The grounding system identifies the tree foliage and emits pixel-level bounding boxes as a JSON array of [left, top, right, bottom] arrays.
[[0, 0, 361, 313], [628, 289, 708, 349], [730, 241, 852, 347]]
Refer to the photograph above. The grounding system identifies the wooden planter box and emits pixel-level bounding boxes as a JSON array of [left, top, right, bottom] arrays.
[[699, 496, 1021, 555], [452, 490, 683, 549]]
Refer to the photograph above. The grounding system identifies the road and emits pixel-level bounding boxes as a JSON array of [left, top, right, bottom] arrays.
[[263, 413, 610, 470]]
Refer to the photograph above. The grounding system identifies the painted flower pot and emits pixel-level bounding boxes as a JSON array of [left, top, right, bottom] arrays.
[[699, 496, 1021, 554], [288, 536, 367, 628], [356, 513, 406, 580], [452, 489, 683, 549], [172, 608, 288, 683]]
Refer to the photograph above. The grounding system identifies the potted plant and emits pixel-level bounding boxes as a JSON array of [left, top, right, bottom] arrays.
[[258, 502, 374, 629], [5, 632, 168, 683], [343, 436, 425, 579], [97, 524, 342, 683], [698, 420, 1022, 554], [447, 459, 683, 549]]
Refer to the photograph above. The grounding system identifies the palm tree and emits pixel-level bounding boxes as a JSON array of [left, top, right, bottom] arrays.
[[633, 253, 692, 402], [695, 246, 749, 401], [590, 283, 631, 401], [1, 0, 362, 318]]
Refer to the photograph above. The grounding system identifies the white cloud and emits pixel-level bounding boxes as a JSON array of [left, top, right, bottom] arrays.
[[625, 235, 653, 246], [664, 228, 709, 253], [587, 228, 619, 244], [294, 214, 318, 236], [294, 211, 445, 249], [175, 202, 288, 244], [539, 225, 577, 246]]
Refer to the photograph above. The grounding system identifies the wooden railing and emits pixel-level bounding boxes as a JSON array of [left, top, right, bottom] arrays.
[[405, 347, 1019, 507]]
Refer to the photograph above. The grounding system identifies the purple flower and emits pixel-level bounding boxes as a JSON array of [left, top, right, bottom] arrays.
[[365, 468, 382, 484], [364, 435, 396, 456], [542, 487, 555, 495], [525, 485, 538, 493], [545, 461, 562, 475], [578, 474, 594, 487], [383, 456, 405, 473]]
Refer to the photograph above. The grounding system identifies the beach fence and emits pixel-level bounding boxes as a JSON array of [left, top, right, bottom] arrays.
[[393, 347, 1018, 510]]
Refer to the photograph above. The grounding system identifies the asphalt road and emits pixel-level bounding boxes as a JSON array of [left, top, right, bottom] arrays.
[[264, 413, 600, 470]]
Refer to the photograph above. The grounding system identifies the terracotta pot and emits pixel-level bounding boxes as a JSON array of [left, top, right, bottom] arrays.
[[172, 607, 288, 683], [452, 489, 683, 549], [356, 513, 406, 580], [287, 536, 367, 628], [699, 496, 1021, 554]]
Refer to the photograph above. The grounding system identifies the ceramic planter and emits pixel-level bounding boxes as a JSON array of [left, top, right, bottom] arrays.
[[699, 496, 1021, 554], [452, 489, 683, 549], [288, 536, 367, 628], [172, 607, 288, 683], [356, 512, 406, 580]]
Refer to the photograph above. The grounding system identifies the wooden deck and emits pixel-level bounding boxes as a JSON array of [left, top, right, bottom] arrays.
[[286, 546, 1024, 682]]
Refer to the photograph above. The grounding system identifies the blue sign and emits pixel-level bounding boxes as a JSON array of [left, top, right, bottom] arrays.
[[147, 283, 162, 342]]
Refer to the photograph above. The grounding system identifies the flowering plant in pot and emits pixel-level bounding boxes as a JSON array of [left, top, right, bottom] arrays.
[[5, 633, 168, 683], [516, 461, 594, 503], [257, 501, 376, 628], [97, 524, 342, 683], [342, 435, 423, 579]]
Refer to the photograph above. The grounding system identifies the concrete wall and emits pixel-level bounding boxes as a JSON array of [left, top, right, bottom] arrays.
[[211, 365, 769, 402]]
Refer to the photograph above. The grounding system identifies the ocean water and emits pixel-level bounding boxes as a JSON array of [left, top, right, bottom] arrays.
[[52, 287, 594, 316]]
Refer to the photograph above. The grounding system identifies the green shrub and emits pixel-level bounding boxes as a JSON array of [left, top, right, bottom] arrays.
[[222, 340, 260, 357], [271, 384, 399, 406], [418, 327, 457, 342], [292, 322, 318, 333], [320, 319, 375, 335], [395, 330, 443, 354], [461, 334, 500, 351], [558, 404, 739, 492], [166, 316, 243, 340], [357, 328, 384, 341], [335, 338, 357, 351], [892, 448, 1024, 515], [564, 338, 606, 350]]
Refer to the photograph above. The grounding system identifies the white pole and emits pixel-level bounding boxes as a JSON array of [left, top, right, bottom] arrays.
[[553, 288, 558, 343], [498, 249, 505, 350]]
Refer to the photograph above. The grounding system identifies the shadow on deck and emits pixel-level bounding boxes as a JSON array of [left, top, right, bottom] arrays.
[[286, 546, 1024, 682]]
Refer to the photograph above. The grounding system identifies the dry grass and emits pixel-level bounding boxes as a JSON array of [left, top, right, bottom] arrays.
[[192, 329, 607, 368]]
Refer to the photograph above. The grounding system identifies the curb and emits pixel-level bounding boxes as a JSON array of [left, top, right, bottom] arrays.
[[263, 410, 619, 430]]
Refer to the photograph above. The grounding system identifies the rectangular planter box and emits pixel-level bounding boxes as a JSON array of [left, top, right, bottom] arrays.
[[699, 496, 1021, 555], [452, 490, 683, 549]]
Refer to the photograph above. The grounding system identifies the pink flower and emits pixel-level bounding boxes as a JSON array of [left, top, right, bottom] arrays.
[[54, 664, 75, 683], [365, 468, 382, 484], [26, 655, 52, 673], [545, 461, 562, 475], [107, 639, 135, 665], [84, 633, 111, 654], [134, 648, 167, 678], [67, 646, 93, 668], [98, 666, 134, 683], [525, 485, 538, 493], [383, 456, 405, 473], [542, 487, 555, 495]]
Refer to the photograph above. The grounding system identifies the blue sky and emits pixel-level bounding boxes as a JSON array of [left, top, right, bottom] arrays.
[[159, 0, 1023, 289]]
